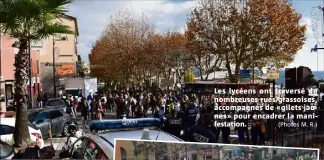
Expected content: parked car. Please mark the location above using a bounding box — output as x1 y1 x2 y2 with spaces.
0 118 45 148
44 98 67 111
28 109 74 138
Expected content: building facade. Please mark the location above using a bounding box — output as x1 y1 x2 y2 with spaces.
0 34 41 116
0 14 78 115
39 14 79 97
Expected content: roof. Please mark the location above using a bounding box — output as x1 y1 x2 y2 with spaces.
99 129 183 146
61 14 79 36
29 108 64 113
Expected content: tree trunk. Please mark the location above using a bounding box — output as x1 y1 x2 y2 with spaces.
13 39 30 147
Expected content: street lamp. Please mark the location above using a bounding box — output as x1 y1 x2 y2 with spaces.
52 35 67 98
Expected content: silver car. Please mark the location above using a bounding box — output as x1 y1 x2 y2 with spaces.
44 98 68 111
28 109 73 138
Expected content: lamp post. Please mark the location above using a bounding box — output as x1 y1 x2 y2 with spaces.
28 39 33 108
52 36 67 98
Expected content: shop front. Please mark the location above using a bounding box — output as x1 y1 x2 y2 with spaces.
0 80 14 117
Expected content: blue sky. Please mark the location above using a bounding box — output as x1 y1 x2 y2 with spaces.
67 0 324 71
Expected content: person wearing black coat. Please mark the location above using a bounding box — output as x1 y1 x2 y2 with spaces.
79 97 88 129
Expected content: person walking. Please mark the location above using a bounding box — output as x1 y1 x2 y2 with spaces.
72 96 78 118
164 109 182 138
101 95 107 112
42 92 49 106
87 92 93 108
184 113 217 143
235 108 249 144
134 105 144 118
79 97 89 130
94 97 103 120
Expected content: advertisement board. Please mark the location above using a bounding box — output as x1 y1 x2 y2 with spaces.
267 69 280 80
57 64 75 77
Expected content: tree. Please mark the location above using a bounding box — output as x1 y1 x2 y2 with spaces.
298 66 317 87
89 9 155 88
317 79 324 87
185 10 224 81
0 0 73 147
184 69 195 82
186 0 306 82
163 30 192 83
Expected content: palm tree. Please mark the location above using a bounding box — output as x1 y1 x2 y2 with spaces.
0 0 73 147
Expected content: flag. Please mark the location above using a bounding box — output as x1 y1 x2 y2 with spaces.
311 44 318 52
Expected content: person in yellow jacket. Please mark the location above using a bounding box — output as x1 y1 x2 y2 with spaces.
251 111 266 145
259 120 266 144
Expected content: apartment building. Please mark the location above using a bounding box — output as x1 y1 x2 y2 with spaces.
39 14 79 96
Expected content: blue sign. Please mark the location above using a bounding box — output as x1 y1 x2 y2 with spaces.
240 70 250 79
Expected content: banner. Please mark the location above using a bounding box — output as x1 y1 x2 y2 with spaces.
57 64 75 77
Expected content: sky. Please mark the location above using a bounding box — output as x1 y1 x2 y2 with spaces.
67 0 324 71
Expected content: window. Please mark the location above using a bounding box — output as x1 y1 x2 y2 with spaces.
0 125 14 135
98 152 108 160
28 121 38 130
33 112 49 122
84 140 102 160
120 147 127 160
65 89 81 97
45 99 65 106
71 137 88 158
49 110 63 119
0 141 14 159
28 111 39 122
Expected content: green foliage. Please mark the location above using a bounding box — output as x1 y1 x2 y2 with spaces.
298 66 317 87
318 79 324 83
317 79 324 87
184 69 195 82
0 0 74 41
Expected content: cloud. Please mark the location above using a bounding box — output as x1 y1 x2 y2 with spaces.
67 0 196 62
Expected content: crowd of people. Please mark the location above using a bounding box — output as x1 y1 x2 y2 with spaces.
55 88 267 145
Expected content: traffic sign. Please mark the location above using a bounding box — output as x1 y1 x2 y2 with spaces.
240 70 250 78
266 70 279 80
240 70 250 82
